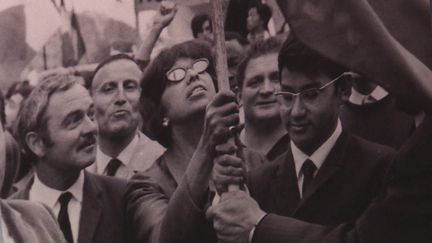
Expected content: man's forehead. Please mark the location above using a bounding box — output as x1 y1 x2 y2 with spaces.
48 85 92 113
280 68 325 87
92 59 141 87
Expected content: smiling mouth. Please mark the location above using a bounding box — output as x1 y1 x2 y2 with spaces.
257 100 277 105
290 122 309 130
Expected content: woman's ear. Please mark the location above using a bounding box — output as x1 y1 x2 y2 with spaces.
25 132 47 158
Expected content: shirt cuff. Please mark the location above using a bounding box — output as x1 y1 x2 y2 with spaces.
248 213 268 243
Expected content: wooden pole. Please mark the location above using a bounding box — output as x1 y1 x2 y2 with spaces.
211 0 230 91
211 0 240 193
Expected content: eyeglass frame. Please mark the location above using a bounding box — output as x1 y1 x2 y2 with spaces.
165 58 210 82
274 72 355 107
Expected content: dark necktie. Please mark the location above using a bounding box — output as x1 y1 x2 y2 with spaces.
106 158 122 176
301 159 317 196
58 192 73 243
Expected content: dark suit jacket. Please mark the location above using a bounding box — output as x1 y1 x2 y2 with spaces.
340 95 414 149
250 116 432 243
248 131 395 234
10 171 129 243
126 149 266 243
1 199 66 243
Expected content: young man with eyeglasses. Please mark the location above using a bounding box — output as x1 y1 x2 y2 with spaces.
207 38 396 243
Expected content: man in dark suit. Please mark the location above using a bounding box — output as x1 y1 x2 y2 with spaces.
207 38 395 242
11 74 129 243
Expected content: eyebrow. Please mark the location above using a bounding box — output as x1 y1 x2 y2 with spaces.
62 110 83 126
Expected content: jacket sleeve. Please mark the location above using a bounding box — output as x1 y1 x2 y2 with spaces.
125 172 169 243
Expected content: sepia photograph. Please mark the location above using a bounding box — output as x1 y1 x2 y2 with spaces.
0 0 431 242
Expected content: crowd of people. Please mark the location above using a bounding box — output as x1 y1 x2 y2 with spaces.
0 0 431 243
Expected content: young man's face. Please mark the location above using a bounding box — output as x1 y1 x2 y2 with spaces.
279 68 342 153
241 53 280 124
91 59 142 138
197 20 213 43
247 7 261 32
42 84 97 171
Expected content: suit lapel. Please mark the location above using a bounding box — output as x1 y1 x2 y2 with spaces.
293 132 349 214
270 150 301 216
78 172 102 243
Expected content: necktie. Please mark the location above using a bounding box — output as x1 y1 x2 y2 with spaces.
301 159 317 196
106 158 122 176
58 192 73 243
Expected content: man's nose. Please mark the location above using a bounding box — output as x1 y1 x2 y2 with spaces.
114 86 127 106
82 115 97 134
259 79 275 96
290 95 306 118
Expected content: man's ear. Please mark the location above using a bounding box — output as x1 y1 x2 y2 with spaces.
337 75 353 104
25 132 47 158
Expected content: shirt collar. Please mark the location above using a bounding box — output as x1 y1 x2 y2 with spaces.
96 133 139 174
349 85 389 105
291 119 342 177
30 170 85 208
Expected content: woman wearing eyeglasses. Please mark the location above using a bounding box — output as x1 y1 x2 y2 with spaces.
126 40 264 243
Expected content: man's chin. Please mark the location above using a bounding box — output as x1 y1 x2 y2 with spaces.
107 125 137 138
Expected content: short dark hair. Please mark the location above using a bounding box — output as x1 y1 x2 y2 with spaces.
248 3 272 29
191 13 212 38
237 36 284 91
140 40 217 147
90 53 139 90
278 37 347 84
15 74 79 161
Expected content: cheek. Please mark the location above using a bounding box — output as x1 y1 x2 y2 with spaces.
160 86 183 116
241 88 256 105
127 92 141 109
202 74 217 94
279 106 290 122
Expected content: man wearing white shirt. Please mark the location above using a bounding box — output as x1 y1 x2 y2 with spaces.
88 54 165 179
0 108 65 243
208 38 396 243
11 74 129 243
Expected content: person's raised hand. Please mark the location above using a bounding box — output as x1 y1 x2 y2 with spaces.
198 90 239 156
153 1 177 29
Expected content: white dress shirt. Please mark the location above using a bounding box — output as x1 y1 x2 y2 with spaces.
29 171 84 243
348 85 389 105
95 134 139 177
291 120 342 198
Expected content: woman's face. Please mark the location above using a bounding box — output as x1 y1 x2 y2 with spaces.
161 57 216 123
